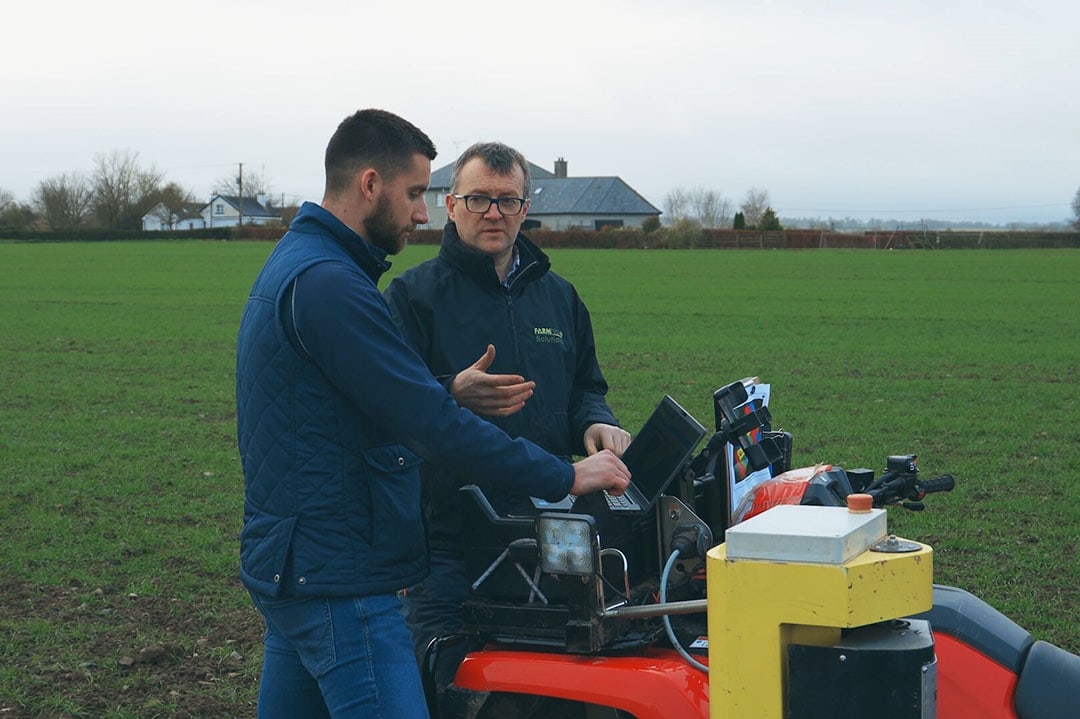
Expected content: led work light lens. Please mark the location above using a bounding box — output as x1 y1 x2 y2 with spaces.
537 515 597 576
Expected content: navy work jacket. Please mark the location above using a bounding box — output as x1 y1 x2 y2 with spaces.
236 203 573 598
384 223 618 551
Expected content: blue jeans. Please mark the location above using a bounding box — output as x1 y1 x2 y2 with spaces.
250 591 428 719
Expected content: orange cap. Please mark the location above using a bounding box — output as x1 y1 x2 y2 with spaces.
847 493 873 513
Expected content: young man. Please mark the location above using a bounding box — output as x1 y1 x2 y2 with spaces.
385 142 631 692
236 114 630 719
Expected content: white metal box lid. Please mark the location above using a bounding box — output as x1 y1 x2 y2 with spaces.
724 505 887 564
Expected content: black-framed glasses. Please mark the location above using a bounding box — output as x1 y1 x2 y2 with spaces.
452 194 528 216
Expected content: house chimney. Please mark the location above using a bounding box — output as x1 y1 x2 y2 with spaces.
554 157 567 178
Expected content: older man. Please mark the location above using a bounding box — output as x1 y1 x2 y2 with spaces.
385 141 630 693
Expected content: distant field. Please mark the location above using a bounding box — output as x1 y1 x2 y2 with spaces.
0 241 1076 717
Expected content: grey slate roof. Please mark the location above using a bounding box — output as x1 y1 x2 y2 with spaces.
208 195 279 217
428 161 555 190
527 177 659 216
176 202 204 220
428 161 658 216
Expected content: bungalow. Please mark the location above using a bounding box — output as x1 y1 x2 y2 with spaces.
421 157 660 231
141 195 281 231
141 202 206 231
202 194 280 228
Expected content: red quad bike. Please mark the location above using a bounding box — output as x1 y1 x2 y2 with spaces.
423 379 1079 719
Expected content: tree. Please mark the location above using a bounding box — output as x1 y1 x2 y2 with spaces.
662 187 689 224
277 203 302 227
90 150 165 229
1072 186 1080 230
32 172 94 229
687 187 733 229
143 182 198 230
758 206 783 231
0 188 33 229
665 186 733 228
665 217 702 248
733 211 746 229
739 187 771 229
213 166 272 200
1 203 34 230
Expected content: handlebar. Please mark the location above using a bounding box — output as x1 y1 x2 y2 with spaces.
919 474 955 495
864 463 954 509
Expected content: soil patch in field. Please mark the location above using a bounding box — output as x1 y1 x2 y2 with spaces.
1 581 263 718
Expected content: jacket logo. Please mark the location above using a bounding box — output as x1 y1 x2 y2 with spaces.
534 327 564 344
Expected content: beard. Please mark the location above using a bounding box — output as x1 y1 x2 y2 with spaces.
363 194 411 255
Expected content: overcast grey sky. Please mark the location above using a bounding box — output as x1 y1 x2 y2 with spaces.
3 0 1078 223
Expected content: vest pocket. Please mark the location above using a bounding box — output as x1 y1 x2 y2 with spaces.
359 444 425 567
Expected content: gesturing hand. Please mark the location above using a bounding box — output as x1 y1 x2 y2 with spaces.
449 344 535 417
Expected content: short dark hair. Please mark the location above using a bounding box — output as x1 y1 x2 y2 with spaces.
324 109 437 195
450 142 531 197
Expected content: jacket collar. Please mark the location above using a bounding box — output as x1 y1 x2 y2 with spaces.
438 222 550 290
289 201 392 280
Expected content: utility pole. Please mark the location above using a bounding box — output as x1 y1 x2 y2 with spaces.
237 162 244 228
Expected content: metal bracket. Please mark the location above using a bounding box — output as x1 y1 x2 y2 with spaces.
870 534 923 553
658 495 713 586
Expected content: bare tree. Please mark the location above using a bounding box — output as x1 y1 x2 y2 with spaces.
91 150 165 229
0 188 15 223
144 182 198 229
665 186 734 228
32 172 94 229
740 187 771 229
0 187 33 229
213 166 272 200
1072 185 1080 230
663 187 690 224
688 187 733 229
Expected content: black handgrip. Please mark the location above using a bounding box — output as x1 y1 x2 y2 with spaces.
920 474 955 494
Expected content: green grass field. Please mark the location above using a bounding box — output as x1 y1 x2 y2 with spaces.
1 241 1077 717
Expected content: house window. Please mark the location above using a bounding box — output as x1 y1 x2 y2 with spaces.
594 219 624 231
436 194 444 207
215 204 224 215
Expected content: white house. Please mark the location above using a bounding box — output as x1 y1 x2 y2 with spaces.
141 202 207 231
201 194 281 228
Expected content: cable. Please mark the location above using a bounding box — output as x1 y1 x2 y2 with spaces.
599 548 632 603
660 549 709 674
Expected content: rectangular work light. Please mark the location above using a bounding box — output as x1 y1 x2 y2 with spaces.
535 513 600 577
